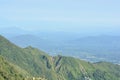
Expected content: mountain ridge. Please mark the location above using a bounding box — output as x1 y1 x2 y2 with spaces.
0 35 120 80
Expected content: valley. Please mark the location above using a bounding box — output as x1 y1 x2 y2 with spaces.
7 34 120 64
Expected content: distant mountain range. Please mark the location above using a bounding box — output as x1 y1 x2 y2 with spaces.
0 35 120 80
8 34 120 64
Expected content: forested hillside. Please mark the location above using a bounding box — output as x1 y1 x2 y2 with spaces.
0 35 120 80
0 56 24 80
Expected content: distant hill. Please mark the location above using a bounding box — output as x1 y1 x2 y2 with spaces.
0 27 29 38
9 34 49 48
65 35 120 63
0 35 120 80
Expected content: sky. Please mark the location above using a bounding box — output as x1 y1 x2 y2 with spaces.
0 0 120 34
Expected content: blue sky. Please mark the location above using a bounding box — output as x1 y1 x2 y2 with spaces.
0 0 120 33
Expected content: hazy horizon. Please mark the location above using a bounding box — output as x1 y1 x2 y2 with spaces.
0 0 120 36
